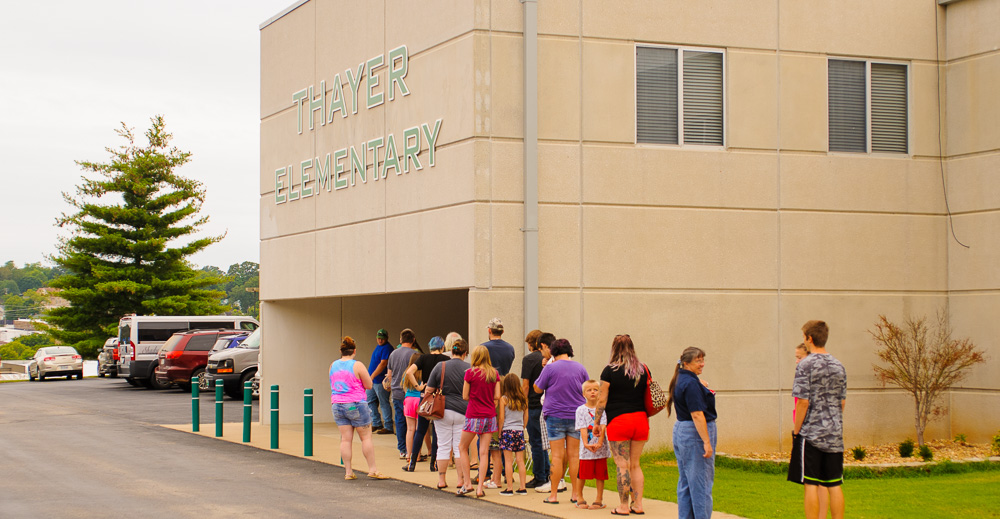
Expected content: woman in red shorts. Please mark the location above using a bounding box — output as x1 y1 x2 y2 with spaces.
593 334 650 516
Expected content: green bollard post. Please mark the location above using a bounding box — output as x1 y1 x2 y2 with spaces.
304 388 313 456
243 381 252 443
191 375 200 432
215 378 224 437
270 384 279 449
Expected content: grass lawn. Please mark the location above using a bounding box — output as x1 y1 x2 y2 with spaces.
576 451 1000 519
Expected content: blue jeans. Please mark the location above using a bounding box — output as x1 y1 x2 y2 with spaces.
527 408 549 479
544 416 580 441
674 420 717 519
393 397 407 454
331 402 371 428
407 416 438 470
366 385 393 431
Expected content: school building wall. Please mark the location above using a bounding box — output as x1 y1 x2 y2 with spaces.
258 0 999 452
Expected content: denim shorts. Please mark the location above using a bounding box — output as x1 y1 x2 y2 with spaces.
331 401 372 428
544 416 580 441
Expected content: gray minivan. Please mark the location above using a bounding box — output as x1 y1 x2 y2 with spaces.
117 315 259 389
201 327 261 399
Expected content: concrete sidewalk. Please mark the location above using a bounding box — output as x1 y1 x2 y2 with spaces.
164 421 745 519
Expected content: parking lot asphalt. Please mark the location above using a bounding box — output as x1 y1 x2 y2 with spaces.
0 377 546 519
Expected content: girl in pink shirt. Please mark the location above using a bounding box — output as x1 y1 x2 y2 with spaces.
459 345 500 498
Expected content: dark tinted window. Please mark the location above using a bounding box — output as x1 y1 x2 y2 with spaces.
185 334 219 352
240 321 258 330
138 322 190 342
190 321 233 330
119 325 131 343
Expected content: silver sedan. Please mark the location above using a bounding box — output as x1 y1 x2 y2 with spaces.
29 346 84 381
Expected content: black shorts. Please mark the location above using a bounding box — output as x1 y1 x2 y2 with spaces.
787 434 843 487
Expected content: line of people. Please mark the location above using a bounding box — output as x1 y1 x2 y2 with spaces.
329 318 660 515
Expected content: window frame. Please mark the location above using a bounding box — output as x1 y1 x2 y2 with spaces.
634 43 727 149
827 57 911 156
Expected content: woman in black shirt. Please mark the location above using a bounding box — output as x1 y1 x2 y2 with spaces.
594 334 650 515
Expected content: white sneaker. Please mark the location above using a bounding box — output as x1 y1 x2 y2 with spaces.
483 480 498 489
534 481 551 493
557 480 567 492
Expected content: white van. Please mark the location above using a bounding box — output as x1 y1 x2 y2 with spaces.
117 315 259 389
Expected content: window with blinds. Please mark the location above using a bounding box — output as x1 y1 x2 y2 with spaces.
637 46 724 146
828 59 908 154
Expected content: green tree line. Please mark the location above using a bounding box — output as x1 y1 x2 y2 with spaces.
2 116 259 360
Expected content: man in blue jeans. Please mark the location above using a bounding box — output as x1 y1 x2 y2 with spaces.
366 329 394 434
520 330 551 488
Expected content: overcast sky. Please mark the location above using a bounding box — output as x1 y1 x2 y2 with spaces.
1 0 295 271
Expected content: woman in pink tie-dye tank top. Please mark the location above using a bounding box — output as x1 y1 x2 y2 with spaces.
329 336 388 480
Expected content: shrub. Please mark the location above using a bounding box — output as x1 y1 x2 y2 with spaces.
851 446 868 461
992 432 1000 457
870 313 985 446
919 444 934 461
954 433 968 444
899 438 916 458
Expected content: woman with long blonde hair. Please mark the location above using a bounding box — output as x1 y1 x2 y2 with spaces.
459 345 500 497
594 334 651 514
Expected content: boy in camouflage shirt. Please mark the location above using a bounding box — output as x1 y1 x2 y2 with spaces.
788 320 846 519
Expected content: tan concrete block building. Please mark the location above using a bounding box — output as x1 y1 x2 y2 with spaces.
258 0 999 452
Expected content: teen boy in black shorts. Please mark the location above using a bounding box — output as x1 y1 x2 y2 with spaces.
788 320 847 519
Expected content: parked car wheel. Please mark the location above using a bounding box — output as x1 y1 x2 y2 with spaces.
98 372 105 378
180 368 203 393
38 371 45 381
126 377 137 386
147 375 170 390
29 369 36 381
232 371 257 400
76 373 84 380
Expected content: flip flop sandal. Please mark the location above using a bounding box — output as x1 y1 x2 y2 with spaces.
344 474 357 480
611 510 629 516
575 501 590 509
542 498 559 505
630 509 645 515
367 472 390 480
590 503 607 510
436 484 449 489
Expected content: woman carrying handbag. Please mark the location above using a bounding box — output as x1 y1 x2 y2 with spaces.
593 334 652 516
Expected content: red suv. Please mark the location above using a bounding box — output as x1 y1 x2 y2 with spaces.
153 329 245 391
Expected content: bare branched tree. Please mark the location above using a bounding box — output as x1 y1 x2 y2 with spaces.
870 313 986 446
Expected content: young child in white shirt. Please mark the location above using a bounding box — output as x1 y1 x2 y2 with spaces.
575 379 611 510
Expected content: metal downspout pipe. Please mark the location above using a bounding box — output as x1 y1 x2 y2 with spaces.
521 0 539 347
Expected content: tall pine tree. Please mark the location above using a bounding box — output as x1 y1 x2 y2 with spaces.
47 116 228 358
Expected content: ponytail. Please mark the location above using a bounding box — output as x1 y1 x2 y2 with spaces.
665 346 706 417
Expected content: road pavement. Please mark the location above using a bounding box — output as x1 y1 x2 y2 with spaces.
0 376 545 519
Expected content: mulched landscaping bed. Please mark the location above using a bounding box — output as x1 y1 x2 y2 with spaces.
730 439 995 465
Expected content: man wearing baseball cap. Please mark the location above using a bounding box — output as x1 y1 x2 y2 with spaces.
366 328 395 434
482 317 515 376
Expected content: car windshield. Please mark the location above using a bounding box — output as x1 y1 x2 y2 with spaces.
237 328 261 350
211 335 246 352
43 347 78 355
